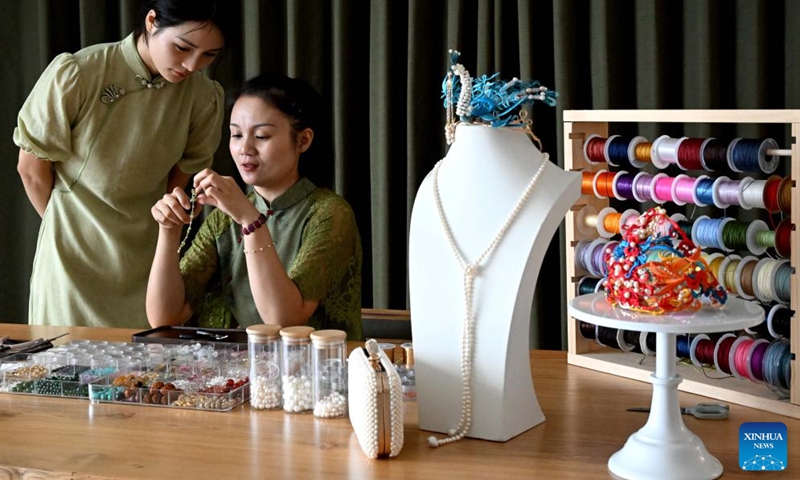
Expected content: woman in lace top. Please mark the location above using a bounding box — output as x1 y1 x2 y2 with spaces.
147 73 363 340
14 0 229 328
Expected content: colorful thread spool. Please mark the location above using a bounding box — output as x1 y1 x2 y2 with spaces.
773 218 792 258
690 334 715 367
713 333 737 375
767 304 793 339
727 138 780 174
650 135 687 169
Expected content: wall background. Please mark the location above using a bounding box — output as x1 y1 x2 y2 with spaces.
3 0 798 349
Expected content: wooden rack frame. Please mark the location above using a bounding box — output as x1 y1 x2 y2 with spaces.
563 110 799 418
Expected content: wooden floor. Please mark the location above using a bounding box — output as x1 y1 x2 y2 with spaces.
0 324 797 479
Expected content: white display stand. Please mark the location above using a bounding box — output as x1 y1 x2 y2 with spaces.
568 293 763 480
408 124 581 441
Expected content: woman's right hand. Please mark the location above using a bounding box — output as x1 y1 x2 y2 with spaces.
151 187 192 230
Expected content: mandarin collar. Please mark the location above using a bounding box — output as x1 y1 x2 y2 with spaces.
254 177 317 212
120 33 164 85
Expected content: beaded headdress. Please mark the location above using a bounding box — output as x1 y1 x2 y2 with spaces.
605 207 727 314
442 49 558 145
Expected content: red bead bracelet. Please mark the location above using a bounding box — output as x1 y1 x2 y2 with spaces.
241 213 267 236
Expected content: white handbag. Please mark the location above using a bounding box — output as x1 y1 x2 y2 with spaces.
347 338 404 458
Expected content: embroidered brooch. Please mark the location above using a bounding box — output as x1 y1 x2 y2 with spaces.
100 84 126 104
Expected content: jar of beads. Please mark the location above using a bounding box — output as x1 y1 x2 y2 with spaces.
310 330 348 418
246 324 282 410
279 326 315 413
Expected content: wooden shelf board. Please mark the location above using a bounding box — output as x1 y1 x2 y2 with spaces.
568 351 800 419
564 109 800 123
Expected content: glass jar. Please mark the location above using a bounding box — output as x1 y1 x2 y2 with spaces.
378 342 397 363
279 326 315 413
397 342 416 401
310 330 348 418
246 324 282 410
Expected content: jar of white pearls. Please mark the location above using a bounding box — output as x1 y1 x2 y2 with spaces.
246 324 282 410
279 326 316 413
310 330 348 418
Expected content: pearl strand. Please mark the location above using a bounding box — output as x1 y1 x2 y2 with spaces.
428 156 547 447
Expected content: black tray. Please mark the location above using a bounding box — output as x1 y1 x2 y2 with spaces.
0 339 55 359
131 326 247 346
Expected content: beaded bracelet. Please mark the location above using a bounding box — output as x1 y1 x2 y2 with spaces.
241 213 267 236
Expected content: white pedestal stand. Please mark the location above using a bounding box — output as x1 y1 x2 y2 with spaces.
568 293 763 480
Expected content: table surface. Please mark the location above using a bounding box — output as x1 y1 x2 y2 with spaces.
0 324 797 480
569 293 764 333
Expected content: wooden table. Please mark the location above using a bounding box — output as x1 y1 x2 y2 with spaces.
0 324 797 479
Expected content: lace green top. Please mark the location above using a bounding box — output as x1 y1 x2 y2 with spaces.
180 178 363 340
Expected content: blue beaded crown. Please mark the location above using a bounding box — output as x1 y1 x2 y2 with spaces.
442 50 558 144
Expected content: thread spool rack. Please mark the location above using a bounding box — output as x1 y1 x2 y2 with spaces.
563 110 799 418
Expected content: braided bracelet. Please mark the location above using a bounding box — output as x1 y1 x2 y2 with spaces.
241 213 267 236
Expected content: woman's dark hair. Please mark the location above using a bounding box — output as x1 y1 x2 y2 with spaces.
135 0 233 43
229 73 331 187
229 73 323 136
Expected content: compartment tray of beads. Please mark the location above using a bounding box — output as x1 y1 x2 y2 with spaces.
88 362 250 412
0 353 96 398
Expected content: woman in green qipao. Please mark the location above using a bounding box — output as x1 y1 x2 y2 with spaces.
147 74 363 341
14 0 231 328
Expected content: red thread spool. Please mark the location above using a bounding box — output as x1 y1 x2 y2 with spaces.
762 175 782 213
694 337 716 365
774 218 792 258
676 137 706 170
715 335 736 374
585 136 608 164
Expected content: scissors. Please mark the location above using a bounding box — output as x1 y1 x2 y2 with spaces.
627 402 730 420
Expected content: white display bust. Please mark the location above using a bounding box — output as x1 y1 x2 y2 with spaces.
408 123 581 442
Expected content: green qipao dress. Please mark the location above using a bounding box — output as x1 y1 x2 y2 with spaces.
180 178 364 340
13 34 223 328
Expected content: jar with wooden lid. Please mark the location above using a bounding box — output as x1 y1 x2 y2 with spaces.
246 324 282 410
279 326 315 413
310 330 348 418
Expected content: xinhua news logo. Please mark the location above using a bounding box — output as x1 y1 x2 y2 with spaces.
740 422 787 471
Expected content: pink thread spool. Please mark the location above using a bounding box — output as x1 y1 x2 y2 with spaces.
671 174 696 206
648 173 670 204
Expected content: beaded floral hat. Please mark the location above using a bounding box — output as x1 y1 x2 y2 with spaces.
441 50 558 145
605 207 727 314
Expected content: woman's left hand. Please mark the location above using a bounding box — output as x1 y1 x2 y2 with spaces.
193 169 260 224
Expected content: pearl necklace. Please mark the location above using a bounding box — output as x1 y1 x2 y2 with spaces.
428 155 548 448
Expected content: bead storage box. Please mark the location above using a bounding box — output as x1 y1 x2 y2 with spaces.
87 342 250 412
0 340 141 398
